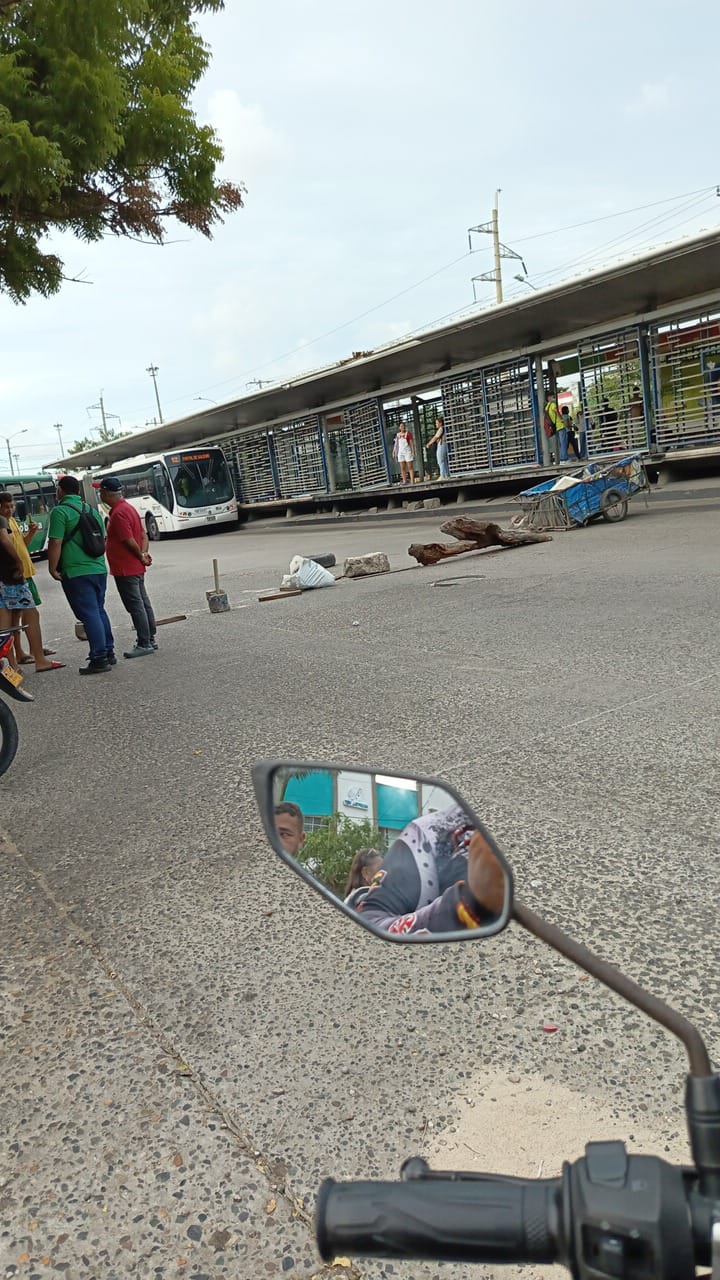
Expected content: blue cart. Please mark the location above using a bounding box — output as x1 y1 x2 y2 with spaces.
515 454 650 531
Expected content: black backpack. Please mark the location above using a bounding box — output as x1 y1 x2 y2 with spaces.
66 503 106 559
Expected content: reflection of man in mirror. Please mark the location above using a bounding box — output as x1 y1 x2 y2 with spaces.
274 802 306 857
358 804 504 935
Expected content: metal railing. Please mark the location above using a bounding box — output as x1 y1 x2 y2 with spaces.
578 328 647 456
649 312 720 452
224 433 277 503
345 400 388 488
273 416 326 497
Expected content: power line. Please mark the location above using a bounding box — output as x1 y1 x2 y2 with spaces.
530 194 719 287
509 184 718 245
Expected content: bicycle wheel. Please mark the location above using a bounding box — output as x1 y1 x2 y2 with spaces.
0 698 19 778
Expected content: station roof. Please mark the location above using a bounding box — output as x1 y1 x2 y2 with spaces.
54 228 720 470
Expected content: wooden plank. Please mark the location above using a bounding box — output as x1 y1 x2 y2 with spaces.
258 590 303 602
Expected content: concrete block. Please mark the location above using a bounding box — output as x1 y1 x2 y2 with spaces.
344 552 391 578
423 497 442 509
206 589 230 613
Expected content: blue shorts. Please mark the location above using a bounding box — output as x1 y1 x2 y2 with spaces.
0 581 36 611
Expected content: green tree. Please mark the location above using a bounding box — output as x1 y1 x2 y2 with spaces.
0 0 244 302
68 423 129 453
299 816 388 897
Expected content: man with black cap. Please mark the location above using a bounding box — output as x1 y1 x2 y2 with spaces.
98 476 157 659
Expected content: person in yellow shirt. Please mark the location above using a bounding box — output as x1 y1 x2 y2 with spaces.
0 493 61 671
546 392 571 463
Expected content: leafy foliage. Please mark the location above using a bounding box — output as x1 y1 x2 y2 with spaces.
298 816 388 896
0 0 244 302
68 423 129 453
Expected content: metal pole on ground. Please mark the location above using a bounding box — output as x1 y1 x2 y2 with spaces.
206 558 230 613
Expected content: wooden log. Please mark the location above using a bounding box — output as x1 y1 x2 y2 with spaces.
440 518 552 548
408 521 552 567
408 540 481 566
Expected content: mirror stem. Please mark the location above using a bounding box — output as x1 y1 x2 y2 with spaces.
513 901 712 1076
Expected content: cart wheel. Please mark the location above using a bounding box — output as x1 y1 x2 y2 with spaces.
600 488 628 522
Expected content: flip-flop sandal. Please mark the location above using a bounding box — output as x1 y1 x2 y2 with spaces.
43 648 56 656
19 656 34 665
36 662 66 672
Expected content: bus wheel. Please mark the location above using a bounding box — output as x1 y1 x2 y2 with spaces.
146 514 160 541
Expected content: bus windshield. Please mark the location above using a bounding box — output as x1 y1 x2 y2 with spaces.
165 449 234 509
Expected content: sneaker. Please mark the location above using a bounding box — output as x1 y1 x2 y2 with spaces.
150 638 159 650
123 645 155 659
106 651 117 666
79 658 112 675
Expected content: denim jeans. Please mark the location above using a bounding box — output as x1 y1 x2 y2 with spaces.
114 574 156 648
558 428 571 462
436 442 450 477
62 574 114 662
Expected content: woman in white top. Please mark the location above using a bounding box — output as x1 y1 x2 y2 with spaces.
392 423 415 484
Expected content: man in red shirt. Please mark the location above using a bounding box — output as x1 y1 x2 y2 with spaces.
97 476 157 659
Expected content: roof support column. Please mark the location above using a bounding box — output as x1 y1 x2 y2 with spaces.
320 414 337 492
410 396 426 481
535 355 553 466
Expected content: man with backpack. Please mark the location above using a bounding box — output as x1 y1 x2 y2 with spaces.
47 475 115 676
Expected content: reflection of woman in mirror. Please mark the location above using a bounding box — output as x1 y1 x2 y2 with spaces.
357 805 504 935
344 848 384 911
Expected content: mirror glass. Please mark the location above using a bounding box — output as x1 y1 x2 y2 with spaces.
265 765 512 941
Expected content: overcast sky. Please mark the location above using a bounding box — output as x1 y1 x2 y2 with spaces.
3 0 720 469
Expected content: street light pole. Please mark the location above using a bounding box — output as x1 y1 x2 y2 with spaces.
3 429 27 474
147 364 164 423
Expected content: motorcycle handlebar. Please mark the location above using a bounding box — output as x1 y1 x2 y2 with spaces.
316 1174 564 1265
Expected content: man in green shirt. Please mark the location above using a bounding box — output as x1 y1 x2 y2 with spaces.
47 475 115 676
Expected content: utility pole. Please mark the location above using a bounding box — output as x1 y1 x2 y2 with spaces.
468 190 527 304
87 394 121 438
246 379 273 391
54 422 65 455
491 191 502 303
147 364 164 423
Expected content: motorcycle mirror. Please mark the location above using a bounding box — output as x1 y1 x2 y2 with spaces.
253 761 513 943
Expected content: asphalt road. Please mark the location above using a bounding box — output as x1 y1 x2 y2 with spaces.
1 489 719 1279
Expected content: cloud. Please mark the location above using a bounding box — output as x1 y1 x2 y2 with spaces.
625 81 671 116
206 91 286 181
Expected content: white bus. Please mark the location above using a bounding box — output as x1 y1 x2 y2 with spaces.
87 446 238 540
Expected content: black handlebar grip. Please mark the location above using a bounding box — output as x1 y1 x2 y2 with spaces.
317 1175 563 1265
